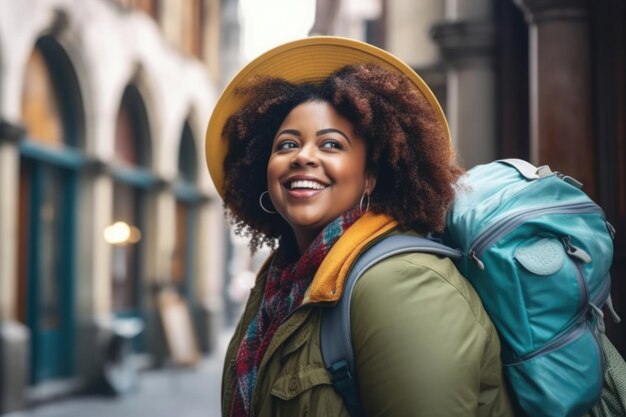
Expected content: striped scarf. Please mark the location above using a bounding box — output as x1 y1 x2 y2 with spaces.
229 207 362 417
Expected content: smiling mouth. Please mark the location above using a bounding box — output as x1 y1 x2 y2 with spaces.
287 179 329 190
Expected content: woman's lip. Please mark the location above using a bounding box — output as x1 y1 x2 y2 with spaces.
283 187 325 199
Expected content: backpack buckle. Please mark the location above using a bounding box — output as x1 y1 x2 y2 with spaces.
328 360 354 392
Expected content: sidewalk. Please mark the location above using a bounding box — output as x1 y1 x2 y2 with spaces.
3 327 234 417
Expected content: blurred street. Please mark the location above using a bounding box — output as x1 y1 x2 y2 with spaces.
2 328 234 417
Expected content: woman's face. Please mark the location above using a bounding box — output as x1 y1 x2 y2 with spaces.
267 100 374 252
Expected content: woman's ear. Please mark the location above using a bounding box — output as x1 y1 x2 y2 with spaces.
365 173 377 195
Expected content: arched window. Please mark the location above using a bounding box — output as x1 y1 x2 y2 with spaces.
177 122 197 183
21 48 63 145
172 121 200 299
20 36 84 148
115 85 150 167
110 85 152 321
18 35 85 383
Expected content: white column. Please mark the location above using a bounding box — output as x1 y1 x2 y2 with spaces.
144 187 176 291
198 198 225 313
193 197 226 351
0 122 29 414
432 0 496 169
93 174 115 316
0 123 22 322
386 0 443 68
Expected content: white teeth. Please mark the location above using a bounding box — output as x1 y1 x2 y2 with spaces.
289 180 326 190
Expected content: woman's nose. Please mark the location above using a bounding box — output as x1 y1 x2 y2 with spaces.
290 146 318 168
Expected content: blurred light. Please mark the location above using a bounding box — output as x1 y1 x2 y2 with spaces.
104 221 142 245
128 225 142 244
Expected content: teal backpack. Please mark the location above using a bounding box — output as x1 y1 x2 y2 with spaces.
445 159 618 416
321 159 620 417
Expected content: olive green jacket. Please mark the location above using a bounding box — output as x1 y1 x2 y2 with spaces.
221 213 514 417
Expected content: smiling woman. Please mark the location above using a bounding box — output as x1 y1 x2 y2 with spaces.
206 37 514 417
267 101 373 253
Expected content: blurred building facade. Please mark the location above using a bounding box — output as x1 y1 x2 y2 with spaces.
0 0 240 412
316 0 626 352
1 0 624 413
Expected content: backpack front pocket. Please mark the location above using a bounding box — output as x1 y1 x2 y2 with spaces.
504 322 603 417
513 236 588 349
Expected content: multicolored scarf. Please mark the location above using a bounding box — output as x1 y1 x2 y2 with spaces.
229 207 362 417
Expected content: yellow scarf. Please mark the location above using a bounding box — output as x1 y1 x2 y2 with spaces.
303 212 399 304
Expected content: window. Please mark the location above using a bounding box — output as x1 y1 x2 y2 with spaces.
172 121 199 297
21 48 64 146
110 85 151 315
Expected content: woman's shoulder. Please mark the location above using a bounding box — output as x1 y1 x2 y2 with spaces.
347 241 511 415
351 247 494 336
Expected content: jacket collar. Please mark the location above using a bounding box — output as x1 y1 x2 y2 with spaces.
302 212 398 304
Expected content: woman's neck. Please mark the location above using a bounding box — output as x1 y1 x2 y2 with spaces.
294 231 318 256
279 227 320 259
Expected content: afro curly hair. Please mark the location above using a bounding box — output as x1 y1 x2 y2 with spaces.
221 62 463 252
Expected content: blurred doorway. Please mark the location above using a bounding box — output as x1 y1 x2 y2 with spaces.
17 36 85 383
18 160 77 382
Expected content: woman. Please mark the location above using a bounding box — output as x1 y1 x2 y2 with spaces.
206 37 513 417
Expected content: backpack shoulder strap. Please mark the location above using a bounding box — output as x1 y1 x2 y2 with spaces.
320 234 460 417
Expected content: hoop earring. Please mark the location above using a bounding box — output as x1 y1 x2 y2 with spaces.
359 193 370 215
259 191 277 214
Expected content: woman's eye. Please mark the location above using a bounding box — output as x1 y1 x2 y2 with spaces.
321 140 343 150
275 140 298 151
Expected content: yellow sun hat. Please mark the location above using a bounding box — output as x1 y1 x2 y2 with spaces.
205 36 450 197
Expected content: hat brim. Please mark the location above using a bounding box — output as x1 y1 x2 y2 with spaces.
205 36 450 197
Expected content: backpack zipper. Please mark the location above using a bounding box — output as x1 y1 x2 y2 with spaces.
588 320 605 388
507 321 587 366
562 236 590 311
507 319 604 396
592 275 611 312
584 278 610 381
507 275 612 366
565 274 612 332
468 201 603 269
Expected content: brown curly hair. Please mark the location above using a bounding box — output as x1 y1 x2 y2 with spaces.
222 63 463 251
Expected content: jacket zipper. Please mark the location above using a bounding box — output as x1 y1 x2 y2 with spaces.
468 202 603 270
